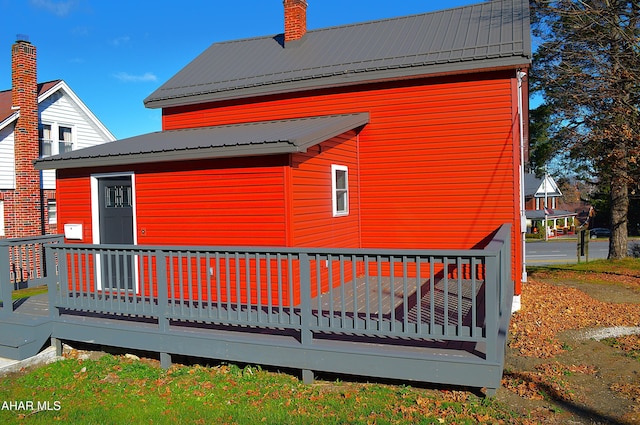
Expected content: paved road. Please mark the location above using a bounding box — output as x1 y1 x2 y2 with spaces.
525 238 612 265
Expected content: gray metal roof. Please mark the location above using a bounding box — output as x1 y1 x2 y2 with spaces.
145 0 531 109
34 113 369 170
525 209 577 220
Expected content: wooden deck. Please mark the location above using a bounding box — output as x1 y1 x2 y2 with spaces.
1 227 513 395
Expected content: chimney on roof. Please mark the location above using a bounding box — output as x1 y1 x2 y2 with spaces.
283 0 307 44
11 35 42 237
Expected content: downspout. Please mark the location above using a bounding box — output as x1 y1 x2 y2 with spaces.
515 70 528 312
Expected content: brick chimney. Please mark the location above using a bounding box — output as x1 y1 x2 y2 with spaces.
11 35 41 237
283 0 307 43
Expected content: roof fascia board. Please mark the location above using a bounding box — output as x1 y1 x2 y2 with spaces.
145 59 531 109
34 142 299 170
0 112 18 132
294 113 369 151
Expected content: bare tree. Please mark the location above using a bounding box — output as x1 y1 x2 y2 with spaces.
530 0 640 259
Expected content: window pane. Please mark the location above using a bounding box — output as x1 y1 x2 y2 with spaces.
335 170 347 190
48 201 57 224
336 190 347 212
59 126 72 141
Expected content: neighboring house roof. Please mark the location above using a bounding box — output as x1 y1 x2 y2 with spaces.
145 0 531 109
525 209 577 220
524 173 562 198
34 113 369 170
0 80 59 130
0 80 115 141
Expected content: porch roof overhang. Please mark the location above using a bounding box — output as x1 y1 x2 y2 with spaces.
34 112 369 170
525 209 578 220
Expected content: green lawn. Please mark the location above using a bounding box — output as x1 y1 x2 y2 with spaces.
0 356 522 424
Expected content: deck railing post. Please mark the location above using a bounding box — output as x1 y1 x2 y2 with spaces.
299 252 313 346
0 240 12 316
46 245 60 319
156 249 169 333
155 249 172 369
484 253 499 363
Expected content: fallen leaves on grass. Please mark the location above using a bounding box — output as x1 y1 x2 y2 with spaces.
502 362 594 401
509 278 640 358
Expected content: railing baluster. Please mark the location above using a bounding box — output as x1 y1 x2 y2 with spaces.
416 257 422 334
429 258 435 333
364 255 371 330
256 253 262 323
327 255 334 328
234 252 241 321
352 255 358 330
339 256 346 326
457 257 463 333
389 255 395 332
277 253 283 324
402 256 408 332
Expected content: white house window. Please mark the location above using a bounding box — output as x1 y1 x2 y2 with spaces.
59 126 73 154
39 124 53 157
331 164 349 216
39 123 74 157
47 201 57 225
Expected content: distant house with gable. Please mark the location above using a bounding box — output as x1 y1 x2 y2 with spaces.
524 173 578 236
0 37 115 238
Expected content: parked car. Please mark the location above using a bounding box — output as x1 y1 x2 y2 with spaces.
590 228 611 238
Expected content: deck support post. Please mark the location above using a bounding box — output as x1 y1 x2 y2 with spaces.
51 337 62 356
485 387 497 397
160 352 172 369
302 369 314 384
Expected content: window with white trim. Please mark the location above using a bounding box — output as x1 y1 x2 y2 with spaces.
47 201 57 225
331 164 349 216
39 123 74 157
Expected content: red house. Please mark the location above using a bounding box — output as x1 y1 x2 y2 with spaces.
35 0 531 306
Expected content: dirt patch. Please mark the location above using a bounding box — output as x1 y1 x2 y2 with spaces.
498 268 640 424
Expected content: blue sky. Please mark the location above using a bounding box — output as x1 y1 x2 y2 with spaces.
2 0 480 139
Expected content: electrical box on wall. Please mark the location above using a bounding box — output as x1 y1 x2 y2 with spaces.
64 223 83 240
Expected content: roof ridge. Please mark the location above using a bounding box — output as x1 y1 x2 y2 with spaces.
212 1 493 47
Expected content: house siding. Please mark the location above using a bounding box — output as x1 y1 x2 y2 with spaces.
290 131 361 248
0 125 15 189
39 91 113 190
57 157 290 248
162 72 522 290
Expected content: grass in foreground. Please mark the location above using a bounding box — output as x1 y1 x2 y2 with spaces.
0 355 523 425
529 257 640 275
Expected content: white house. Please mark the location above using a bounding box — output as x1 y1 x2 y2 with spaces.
0 38 115 237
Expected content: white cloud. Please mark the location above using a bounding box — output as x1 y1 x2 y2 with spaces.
113 72 158 83
30 0 77 17
109 36 130 47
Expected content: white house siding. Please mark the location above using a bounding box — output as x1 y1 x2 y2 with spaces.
0 125 16 189
39 90 114 189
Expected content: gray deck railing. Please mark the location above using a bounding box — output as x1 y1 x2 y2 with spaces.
46 224 512 363
0 235 64 316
